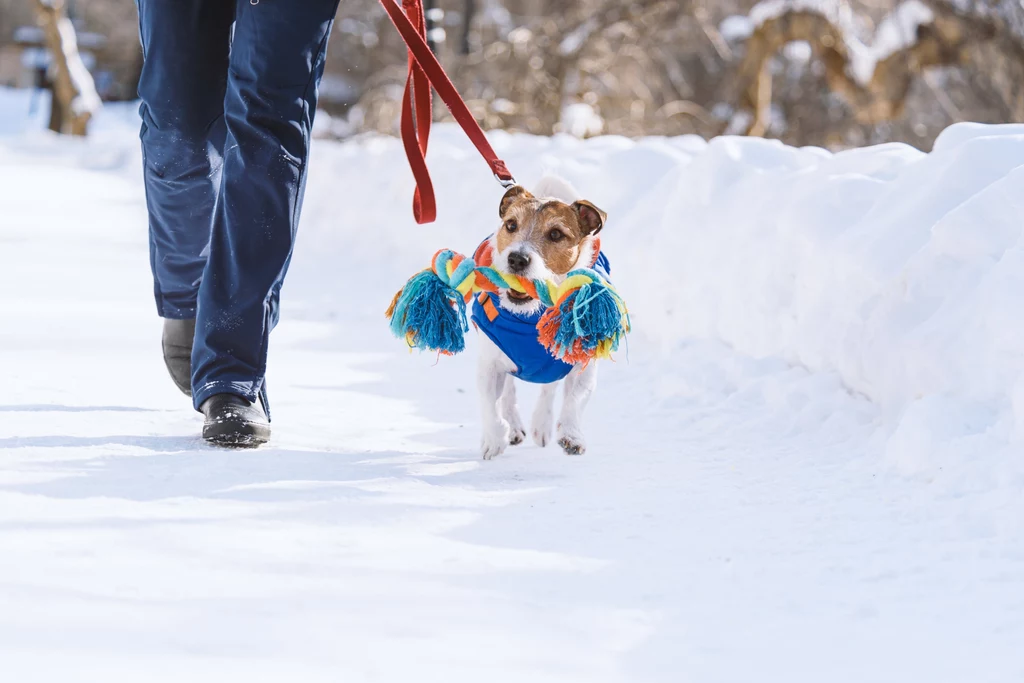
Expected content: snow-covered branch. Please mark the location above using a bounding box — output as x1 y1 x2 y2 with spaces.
733 0 1008 136
35 0 102 136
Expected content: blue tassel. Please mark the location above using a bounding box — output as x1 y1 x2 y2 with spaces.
538 274 628 363
387 270 468 354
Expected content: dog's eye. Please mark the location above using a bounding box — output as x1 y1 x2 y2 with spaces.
547 229 565 242
505 219 518 233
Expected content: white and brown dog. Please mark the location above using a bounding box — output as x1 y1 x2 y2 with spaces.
470 177 609 460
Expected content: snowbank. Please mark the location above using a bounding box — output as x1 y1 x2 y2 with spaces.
616 127 1024 483
296 121 1024 483
4 87 1021 481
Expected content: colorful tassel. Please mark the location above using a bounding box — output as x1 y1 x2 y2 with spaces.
536 268 629 364
386 249 630 363
385 267 469 355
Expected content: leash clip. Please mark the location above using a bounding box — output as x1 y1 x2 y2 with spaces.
495 174 518 189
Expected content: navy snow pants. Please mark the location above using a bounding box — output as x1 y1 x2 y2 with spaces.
137 0 339 413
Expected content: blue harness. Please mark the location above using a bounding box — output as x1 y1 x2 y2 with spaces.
471 251 611 384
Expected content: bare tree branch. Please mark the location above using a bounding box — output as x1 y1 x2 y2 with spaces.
733 0 1021 137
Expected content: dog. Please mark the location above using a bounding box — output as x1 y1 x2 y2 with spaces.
471 176 609 460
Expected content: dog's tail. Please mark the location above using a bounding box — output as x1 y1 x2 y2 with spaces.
533 174 580 204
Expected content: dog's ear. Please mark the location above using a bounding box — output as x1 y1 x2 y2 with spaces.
572 200 607 236
499 185 532 217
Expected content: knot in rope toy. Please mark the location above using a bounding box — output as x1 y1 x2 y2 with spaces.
386 249 630 364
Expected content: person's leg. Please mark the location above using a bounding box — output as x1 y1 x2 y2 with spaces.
136 0 235 320
191 0 341 416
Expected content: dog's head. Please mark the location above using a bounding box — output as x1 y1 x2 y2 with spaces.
492 184 607 314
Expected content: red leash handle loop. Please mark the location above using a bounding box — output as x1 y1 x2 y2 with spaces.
380 0 516 224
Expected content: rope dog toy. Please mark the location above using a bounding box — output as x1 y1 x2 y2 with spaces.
386 249 630 364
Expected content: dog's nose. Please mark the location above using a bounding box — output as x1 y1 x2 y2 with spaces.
507 251 531 273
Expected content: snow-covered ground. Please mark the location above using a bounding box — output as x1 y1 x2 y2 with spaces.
2 88 1023 681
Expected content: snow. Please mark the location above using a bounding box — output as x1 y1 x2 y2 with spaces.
783 39 813 63
55 16 103 117
723 109 754 135
719 15 755 42
427 27 448 45
872 0 935 64
558 102 604 138
2 88 1024 681
13 26 46 44
480 0 514 34
316 74 360 105
558 19 597 56
749 0 846 27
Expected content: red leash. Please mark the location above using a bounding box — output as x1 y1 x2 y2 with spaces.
379 0 516 224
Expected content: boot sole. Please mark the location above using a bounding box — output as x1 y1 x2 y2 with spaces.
203 422 271 449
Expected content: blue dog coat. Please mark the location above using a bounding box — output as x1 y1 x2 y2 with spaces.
471 240 611 384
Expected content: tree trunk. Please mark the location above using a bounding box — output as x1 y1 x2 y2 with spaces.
34 0 101 136
461 0 475 56
424 0 438 54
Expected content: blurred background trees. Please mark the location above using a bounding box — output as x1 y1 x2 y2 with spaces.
0 0 1021 149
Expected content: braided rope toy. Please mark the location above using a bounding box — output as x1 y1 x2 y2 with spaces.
386 249 630 364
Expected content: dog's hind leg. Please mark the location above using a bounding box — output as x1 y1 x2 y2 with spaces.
500 377 527 446
531 382 558 448
558 363 598 455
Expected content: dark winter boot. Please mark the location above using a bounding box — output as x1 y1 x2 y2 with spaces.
201 394 271 448
162 318 196 396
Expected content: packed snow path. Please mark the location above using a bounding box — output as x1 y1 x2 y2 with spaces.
1 98 1022 681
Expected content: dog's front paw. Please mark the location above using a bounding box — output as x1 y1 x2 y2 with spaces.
509 426 527 446
481 421 510 460
557 424 586 456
